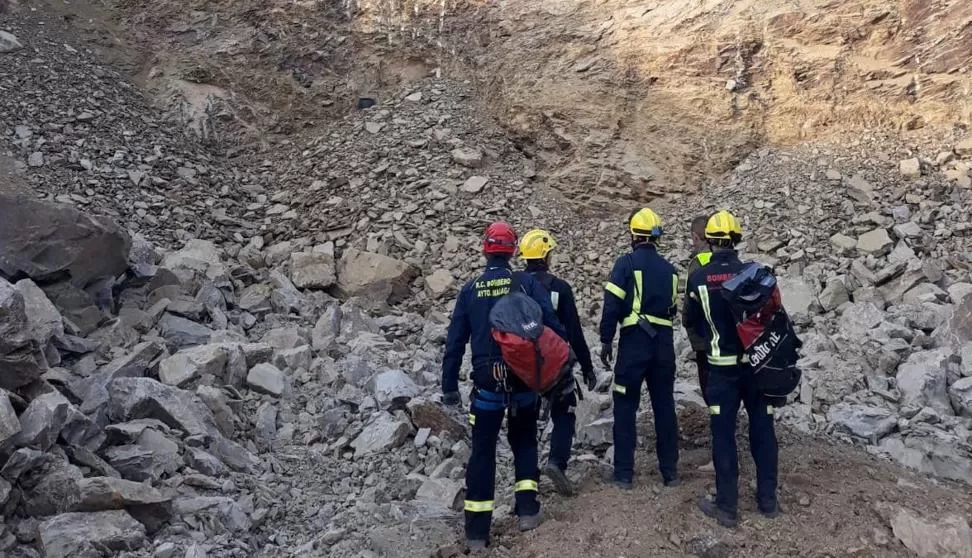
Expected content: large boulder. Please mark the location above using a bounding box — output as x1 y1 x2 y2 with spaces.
896 348 957 415
406 398 466 439
336 249 419 305
933 294 972 350
107 377 218 437
826 402 897 444
948 377 972 417
15 278 64 345
414 477 463 510
246 363 286 396
0 194 131 287
777 277 814 317
157 313 213 350
76 476 171 512
351 412 413 456
879 428 972 482
160 239 222 283
368 370 420 408
0 277 30 353
40 510 146 558
0 389 20 446
158 344 228 387
890 507 972 558
290 252 336 290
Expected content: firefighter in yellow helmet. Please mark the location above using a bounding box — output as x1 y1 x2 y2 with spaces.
519 229 596 496
684 210 779 528
598 208 680 489
685 215 713 404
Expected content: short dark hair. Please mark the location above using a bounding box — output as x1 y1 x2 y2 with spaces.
691 216 708 237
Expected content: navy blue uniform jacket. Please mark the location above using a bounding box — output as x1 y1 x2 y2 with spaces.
684 249 748 366
599 243 678 345
442 257 567 394
525 262 594 375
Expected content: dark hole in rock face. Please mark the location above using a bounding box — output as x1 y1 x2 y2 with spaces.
357 97 377 110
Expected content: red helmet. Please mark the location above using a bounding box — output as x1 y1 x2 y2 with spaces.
483 222 517 255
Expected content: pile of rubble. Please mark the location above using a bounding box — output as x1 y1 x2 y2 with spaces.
0 189 501 557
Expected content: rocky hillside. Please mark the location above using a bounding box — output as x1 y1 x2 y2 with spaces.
1 1 972 558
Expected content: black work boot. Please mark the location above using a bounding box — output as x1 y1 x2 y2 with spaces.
759 501 780 519
663 476 681 488
543 462 574 497
698 496 738 528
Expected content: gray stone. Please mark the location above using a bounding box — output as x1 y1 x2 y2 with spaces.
889 241 918 265
0 194 131 287
195 386 236 437
880 429 972 482
22 458 84 516
414 477 462 510
829 233 858 253
578 417 614 447
897 348 958 416
890 507 972 558
186 446 228 477
933 295 972 349
947 283 972 304
0 31 24 52
246 363 286 396
826 403 897 444
0 389 20 445
0 277 30 353
239 283 273 315
13 391 72 451
290 252 336 289
450 147 484 168
351 412 413 456
857 228 894 255
948 377 972 417
312 306 341 351
261 327 306 351
818 279 849 312
962 344 972 377
406 398 466 440
425 269 455 297
903 283 948 305
160 239 221 279
108 377 218 437
460 176 490 193
368 370 420 407
274 345 312 372
269 270 304 314
159 345 228 387
893 222 923 239
185 544 208 558
76 476 170 511
174 496 252 533
28 151 44 167
208 436 261 473
777 277 814 316
899 158 921 178
40 511 146 558
0 344 48 391
14 279 64 345
254 401 277 451
336 249 419 305
838 303 885 338
157 314 213 350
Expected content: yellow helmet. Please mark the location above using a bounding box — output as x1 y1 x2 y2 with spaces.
519 229 557 260
629 208 663 238
705 210 743 241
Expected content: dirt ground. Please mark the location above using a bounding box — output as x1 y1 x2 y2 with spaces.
457 407 972 558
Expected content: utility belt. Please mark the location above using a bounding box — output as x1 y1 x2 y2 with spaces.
620 313 673 339
471 387 537 415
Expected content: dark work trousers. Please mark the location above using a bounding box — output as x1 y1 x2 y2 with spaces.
695 350 711 405
611 328 679 484
464 392 540 543
548 390 578 471
705 364 779 517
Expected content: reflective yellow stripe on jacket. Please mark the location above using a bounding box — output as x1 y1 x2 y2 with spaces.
696 251 712 266
697 284 746 366
615 270 674 328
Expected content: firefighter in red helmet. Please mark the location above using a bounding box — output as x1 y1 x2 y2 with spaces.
442 221 567 551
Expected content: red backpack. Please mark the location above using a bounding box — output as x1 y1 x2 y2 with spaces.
488 280 570 394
